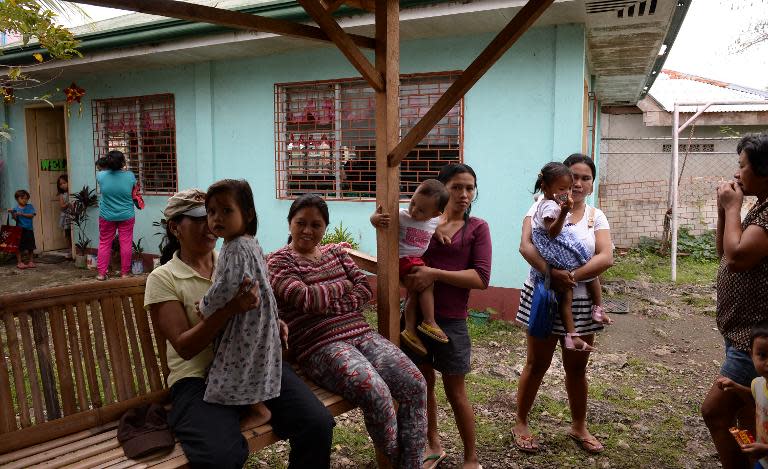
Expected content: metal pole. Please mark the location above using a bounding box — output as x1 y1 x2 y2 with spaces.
671 104 679 282
678 102 713 133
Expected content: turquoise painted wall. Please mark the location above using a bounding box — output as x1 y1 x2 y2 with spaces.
1 24 586 289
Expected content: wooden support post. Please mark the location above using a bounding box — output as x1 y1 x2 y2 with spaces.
388 0 554 166
70 0 376 49
374 0 400 346
298 0 384 92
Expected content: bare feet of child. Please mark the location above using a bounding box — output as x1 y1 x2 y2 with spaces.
247 402 271 428
417 320 449 343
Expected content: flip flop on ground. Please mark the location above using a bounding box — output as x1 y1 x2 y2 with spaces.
423 450 447 469
568 431 604 454
512 429 539 453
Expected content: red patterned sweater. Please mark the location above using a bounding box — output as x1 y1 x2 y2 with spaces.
267 243 373 363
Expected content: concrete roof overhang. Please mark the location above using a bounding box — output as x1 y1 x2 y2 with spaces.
0 0 689 105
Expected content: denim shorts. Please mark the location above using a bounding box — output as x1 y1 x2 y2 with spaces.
720 339 758 387
403 317 471 375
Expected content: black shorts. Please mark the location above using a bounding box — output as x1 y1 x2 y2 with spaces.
403 317 472 375
19 229 36 252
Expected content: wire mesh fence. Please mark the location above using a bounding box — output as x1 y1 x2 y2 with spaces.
598 136 741 249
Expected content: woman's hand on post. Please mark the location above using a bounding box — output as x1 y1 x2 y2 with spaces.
549 268 576 292
403 265 435 292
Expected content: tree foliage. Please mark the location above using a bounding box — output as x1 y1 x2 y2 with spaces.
0 0 81 59
1 1 84 141
731 1 768 53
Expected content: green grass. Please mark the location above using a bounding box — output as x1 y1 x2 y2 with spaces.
332 424 375 460
464 373 516 405
604 252 718 284
467 315 521 346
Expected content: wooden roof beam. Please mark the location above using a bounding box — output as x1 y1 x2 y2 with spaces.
388 0 554 166
69 0 377 50
299 0 383 92
324 0 347 14
344 0 376 12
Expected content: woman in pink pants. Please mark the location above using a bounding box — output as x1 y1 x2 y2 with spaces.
95 150 136 280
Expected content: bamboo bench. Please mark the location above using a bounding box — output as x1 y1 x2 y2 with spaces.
0 274 361 468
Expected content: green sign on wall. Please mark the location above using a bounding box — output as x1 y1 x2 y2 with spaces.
40 159 67 171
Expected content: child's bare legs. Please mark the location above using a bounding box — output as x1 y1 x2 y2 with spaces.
560 289 592 351
586 278 611 324
416 283 449 343
246 402 272 428
16 250 34 268
401 292 428 355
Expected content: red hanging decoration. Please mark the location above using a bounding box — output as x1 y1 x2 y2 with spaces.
1 87 14 104
64 82 86 117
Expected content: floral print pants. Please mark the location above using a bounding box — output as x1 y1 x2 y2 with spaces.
303 331 427 469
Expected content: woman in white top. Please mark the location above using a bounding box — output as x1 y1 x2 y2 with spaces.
513 153 614 454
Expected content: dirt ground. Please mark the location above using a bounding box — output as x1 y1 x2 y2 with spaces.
0 256 724 468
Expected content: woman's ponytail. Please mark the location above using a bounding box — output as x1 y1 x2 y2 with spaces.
159 224 180 265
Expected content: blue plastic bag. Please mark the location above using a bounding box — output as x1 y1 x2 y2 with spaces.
528 276 557 338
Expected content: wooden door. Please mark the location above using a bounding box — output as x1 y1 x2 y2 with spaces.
25 107 69 252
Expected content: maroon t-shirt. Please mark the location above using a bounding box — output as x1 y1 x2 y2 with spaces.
423 216 492 320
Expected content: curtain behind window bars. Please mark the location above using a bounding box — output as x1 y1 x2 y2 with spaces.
274 72 463 200
92 94 177 195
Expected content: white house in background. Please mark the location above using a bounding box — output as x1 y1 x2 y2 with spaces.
599 70 768 248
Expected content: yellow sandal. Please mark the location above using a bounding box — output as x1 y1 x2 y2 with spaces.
400 330 427 356
417 322 449 343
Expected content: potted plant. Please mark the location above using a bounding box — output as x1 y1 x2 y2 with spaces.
74 236 90 268
152 218 168 270
131 238 145 274
68 185 98 268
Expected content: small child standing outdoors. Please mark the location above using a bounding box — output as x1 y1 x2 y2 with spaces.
8 189 37 269
57 175 72 258
530 162 610 352
717 322 768 468
370 179 450 355
198 179 282 426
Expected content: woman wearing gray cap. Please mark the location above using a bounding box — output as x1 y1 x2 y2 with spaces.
144 189 334 469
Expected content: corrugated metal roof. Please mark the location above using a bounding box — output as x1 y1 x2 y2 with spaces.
650 69 768 112
3 0 277 46
2 0 687 105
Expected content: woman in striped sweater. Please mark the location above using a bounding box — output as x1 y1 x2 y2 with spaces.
267 194 427 469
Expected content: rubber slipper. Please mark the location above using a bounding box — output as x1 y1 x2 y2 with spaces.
564 333 595 352
568 432 604 454
401 330 427 356
16 263 28 270
417 322 449 343
423 450 447 469
591 305 614 325
512 430 539 453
